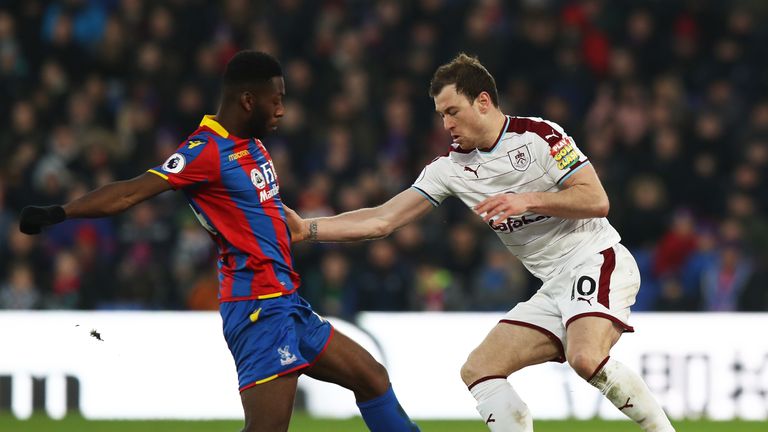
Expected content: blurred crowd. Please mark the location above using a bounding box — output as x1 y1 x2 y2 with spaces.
1 0 767 315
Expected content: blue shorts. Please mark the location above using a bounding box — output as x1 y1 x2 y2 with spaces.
220 293 333 391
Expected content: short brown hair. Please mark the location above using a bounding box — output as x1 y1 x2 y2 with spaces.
429 53 499 107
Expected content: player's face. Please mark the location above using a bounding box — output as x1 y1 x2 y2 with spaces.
434 85 488 149
248 76 285 137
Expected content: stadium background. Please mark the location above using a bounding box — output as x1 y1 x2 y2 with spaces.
1 0 767 430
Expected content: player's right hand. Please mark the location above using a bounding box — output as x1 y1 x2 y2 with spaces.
283 205 309 243
19 205 66 235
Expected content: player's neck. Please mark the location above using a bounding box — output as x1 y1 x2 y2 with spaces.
214 109 249 138
476 111 508 150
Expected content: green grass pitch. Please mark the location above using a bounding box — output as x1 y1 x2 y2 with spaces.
1 413 766 431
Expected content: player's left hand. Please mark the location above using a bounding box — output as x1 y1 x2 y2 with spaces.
474 193 531 223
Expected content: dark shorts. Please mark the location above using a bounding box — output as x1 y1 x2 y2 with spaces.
220 293 333 391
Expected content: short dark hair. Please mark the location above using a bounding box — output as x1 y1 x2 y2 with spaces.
223 50 283 87
429 53 499 107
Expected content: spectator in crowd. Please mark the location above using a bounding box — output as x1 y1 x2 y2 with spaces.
653 209 698 278
1 224 48 283
353 240 414 313
442 222 484 297
620 174 668 251
470 244 530 312
414 261 461 311
303 249 357 320
1 0 766 314
0 261 40 310
49 249 81 309
701 242 753 312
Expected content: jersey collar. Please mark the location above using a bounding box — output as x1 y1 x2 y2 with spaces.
199 115 230 138
479 115 510 153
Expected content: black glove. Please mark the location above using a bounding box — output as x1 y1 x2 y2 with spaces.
19 205 66 235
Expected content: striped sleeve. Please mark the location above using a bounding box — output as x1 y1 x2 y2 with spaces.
149 134 219 189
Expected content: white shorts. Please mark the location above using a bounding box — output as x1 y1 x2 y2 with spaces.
502 243 640 363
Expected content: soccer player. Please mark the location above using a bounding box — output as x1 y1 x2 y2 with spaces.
286 54 675 432
19 51 419 432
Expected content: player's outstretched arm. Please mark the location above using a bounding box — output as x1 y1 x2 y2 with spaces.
19 172 172 235
474 163 609 222
288 188 434 243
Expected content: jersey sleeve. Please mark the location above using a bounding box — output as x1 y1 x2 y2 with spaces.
533 126 590 186
148 135 219 189
411 158 452 206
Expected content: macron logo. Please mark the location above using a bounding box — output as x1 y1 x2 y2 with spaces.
228 150 250 161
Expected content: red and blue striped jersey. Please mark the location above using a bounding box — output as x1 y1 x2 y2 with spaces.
148 115 299 302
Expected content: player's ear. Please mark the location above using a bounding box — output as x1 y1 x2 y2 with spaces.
476 92 491 113
240 91 254 112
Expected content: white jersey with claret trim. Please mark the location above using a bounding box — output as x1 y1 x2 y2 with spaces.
412 115 621 281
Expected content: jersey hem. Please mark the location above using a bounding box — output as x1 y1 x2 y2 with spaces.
219 288 298 303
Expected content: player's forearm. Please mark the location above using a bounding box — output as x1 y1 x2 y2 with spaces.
63 181 145 218
307 207 392 242
525 185 609 219
297 189 433 242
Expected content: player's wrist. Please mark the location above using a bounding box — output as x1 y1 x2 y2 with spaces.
522 193 541 213
307 219 318 242
48 205 66 223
